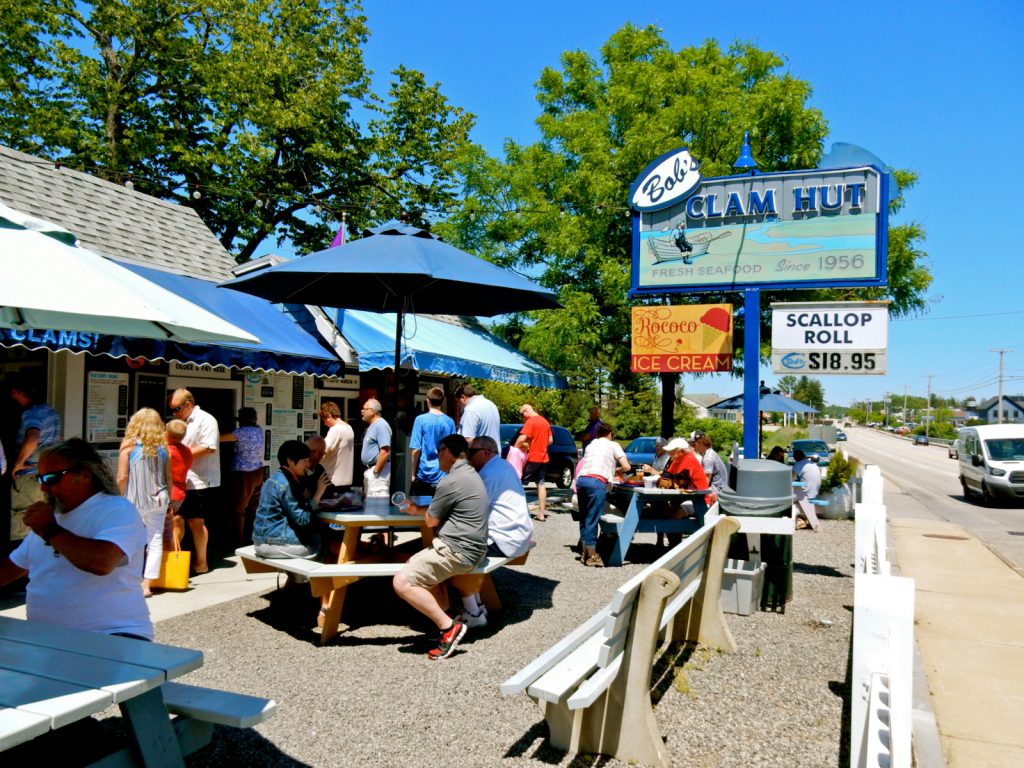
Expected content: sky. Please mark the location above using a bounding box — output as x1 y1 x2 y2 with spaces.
356 0 1024 408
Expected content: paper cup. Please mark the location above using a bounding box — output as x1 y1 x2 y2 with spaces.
643 476 658 489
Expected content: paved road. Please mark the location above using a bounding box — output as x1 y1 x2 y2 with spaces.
843 425 1024 574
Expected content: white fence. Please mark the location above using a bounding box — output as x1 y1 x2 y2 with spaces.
851 465 914 768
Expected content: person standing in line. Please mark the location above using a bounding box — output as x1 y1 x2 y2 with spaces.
165 420 192 513
168 389 220 574
409 386 456 496
574 424 631 567
220 407 265 546
319 402 354 494
0 438 152 639
516 403 553 522
8 373 62 544
690 430 729 493
117 408 173 598
392 434 488 660
791 449 822 531
578 406 604 455
360 398 391 498
454 383 500 445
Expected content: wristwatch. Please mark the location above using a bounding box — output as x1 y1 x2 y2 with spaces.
41 522 64 544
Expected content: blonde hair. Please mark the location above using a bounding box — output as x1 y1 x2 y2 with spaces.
125 407 168 456
166 419 187 441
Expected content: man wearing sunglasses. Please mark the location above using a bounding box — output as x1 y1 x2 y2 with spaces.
0 438 152 639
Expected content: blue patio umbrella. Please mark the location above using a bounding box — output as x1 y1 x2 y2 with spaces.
709 392 817 414
221 220 561 402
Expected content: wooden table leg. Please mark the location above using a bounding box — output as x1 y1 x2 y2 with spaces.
319 526 362 645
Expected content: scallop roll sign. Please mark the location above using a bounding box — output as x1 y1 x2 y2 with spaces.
628 145 889 296
631 304 733 373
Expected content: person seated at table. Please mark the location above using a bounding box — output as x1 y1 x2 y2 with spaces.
654 438 711 547
640 436 670 477
0 438 153 640
766 445 787 463
301 435 332 504
791 449 822 531
690 430 730 493
446 436 535 626
393 434 488 660
574 424 632 567
252 440 323 559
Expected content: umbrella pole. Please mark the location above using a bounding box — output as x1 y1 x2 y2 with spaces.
392 309 404 419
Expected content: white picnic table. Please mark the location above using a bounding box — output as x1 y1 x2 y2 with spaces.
0 616 202 765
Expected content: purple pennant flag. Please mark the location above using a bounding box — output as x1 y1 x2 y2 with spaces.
330 220 346 248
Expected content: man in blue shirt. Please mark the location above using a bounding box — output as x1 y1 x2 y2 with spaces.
360 398 392 497
8 374 62 544
409 386 456 496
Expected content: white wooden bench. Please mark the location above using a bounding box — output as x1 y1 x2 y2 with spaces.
501 516 740 768
236 544 533 644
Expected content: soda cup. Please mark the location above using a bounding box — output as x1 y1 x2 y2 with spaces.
391 491 409 512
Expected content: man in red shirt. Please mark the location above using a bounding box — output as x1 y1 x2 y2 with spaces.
515 404 553 522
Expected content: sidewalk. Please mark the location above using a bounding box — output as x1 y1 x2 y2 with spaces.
888 514 1024 767
0 556 278 623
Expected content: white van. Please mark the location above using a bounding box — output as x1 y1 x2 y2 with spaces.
958 424 1024 505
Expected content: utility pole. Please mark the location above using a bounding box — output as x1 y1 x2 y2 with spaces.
926 374 934 437
903 385 908 425
993 349 1012 424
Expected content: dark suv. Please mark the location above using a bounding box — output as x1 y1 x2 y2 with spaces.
500 423 580 488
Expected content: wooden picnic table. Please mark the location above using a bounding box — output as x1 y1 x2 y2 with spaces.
0 615 202 765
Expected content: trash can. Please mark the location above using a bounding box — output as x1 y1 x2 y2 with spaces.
716 459 795 612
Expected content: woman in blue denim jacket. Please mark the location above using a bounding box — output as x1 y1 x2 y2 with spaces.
252 440 323 559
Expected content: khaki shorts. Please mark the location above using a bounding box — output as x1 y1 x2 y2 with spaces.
10 474 45 541
401 539 474 589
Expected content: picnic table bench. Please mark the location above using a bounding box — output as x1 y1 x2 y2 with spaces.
501 515 740 768
236 543 533 644
0 616 275 765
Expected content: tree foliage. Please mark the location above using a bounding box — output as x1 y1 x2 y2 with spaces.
438 25 932 400
0 0 475 259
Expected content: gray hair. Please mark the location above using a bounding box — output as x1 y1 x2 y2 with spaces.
40 438 120 496
363 398 382 415
655 437 668 448
471 436 499 454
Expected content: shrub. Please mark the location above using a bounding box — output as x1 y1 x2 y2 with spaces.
821 451 859 494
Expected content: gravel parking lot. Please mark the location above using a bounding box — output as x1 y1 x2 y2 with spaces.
42 494 855 767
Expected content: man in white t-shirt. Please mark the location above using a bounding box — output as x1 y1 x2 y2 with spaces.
792 449 822 531
0 438 152 639
169 388 220 574
319 401 355 491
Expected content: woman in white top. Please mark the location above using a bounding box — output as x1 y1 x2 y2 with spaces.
573 424 631 567
118 408 173 596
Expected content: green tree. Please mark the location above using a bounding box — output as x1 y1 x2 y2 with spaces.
792 376 825 412
0 0 474 259
438 25 931 398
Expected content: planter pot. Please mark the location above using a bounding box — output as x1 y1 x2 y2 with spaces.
816 485 854 519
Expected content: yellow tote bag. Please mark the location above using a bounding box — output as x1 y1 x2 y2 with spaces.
152 533 190 590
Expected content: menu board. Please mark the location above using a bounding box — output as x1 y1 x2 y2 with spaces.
242 372 317 461
86 371 130 443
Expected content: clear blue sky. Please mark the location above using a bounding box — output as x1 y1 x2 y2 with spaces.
358 0 1024 408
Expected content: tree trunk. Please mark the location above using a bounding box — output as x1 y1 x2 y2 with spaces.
659 372 676 439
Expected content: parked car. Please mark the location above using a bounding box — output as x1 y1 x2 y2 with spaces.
787 439 832 466
912 435 929 446
947 439 959 459
623 436 658 470
500 423 580 488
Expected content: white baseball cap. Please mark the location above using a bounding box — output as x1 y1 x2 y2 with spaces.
665 438 690 452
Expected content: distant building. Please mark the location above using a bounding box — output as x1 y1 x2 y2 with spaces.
973 395 1024 424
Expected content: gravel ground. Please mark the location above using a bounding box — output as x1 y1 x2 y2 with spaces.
70 493 854 767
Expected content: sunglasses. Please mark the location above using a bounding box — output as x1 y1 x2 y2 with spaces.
36 468 75 485
467 447 488 456
170 403 188 413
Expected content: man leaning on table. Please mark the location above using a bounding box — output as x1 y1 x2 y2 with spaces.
0 438 152 640
393 433 488 660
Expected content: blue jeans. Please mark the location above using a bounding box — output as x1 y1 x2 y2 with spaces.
576 476 608 547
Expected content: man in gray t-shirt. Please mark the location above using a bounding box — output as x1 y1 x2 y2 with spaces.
360 398 391 497
393 434 488 660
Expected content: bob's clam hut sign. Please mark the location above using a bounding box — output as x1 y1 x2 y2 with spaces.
627 141 891 455
628 146 889 294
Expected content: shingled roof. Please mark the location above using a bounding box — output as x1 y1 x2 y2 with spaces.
0 144 237 281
